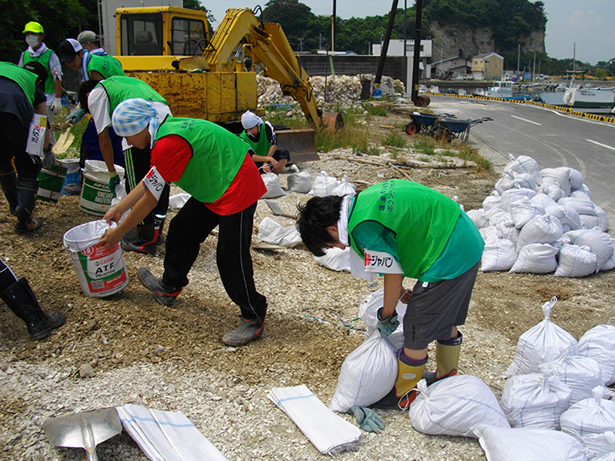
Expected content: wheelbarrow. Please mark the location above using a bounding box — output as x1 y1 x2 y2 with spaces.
405 112 456 136
434 116 493 143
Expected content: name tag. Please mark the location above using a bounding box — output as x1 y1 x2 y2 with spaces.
26 114 47 157
364 249 403 273
143 166 166 201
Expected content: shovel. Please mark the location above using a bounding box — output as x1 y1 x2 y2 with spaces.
265 200 296 219
43 407 123 461
52 129 75 155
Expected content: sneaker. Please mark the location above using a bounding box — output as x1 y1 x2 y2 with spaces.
222 317 265 346
137 267 182 306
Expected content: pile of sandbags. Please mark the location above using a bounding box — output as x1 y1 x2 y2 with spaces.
471 154 615 277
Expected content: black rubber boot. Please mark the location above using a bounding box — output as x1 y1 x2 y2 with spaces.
0 278 65 340
14 178 43 234
121 217 166 254
0 164 18 216
137 267 182 306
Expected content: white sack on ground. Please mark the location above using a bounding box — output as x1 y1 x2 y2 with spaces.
516 214 563 251
546 204 582 231
565 228 614 272
481 237 516 272
500 186 537 212
496 220 520 244
482 192 502 213
308 171 339 197
581 431 615 460
500 372 572 429
287 165 312 193
480 226 500 242
569 168 584 190
539 355 606 405
358 288 407 331
466 209 488 228
593 453 615 461
542 167 572 196
261 172 287 198
504 297 579 377
570 190 592 201
509 243 558 274
531 193 558 210
560 387 615 438
313 246 351 272
558 196 596 217
578 324 615 386
257 217 301 247
330 175 356 197
329 332 397 413
554 244 597 278
485 207 513 227
538 179 566 202
409 376 510 438
503 154 542 187
603 239 615 271
478 426 587 461
589 204 609 232
509 198 545 229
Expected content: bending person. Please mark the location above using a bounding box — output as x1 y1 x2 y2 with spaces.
239 110 290 175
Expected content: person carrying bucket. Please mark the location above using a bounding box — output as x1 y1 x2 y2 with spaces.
99 98 269 347
77 76 172 254
0 61 54 233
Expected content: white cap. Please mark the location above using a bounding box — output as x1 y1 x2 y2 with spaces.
241 110 262 130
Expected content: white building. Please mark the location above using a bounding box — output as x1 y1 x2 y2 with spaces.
371 39 433 82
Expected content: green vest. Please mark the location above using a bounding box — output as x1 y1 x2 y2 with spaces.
155 118 249 203
22 49 55 94
99 76 167 114
239 123 270 157
87 54 125 79
0 62 38 104
348 180 462 278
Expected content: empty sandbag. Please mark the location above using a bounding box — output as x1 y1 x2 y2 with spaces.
578 324 615 386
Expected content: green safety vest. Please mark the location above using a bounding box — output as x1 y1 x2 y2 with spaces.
156 118 249 203
0 61 37 104
99 76 167 114
239 123 270 157
87 54 125 79
348 179 462 278
22 49 55 95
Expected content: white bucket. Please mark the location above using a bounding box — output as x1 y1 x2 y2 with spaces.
63 220 129 297
79 160 125 216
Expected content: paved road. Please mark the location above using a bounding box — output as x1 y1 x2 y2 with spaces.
426 95 615 228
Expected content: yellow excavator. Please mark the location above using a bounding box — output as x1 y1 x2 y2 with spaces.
113 6 340 162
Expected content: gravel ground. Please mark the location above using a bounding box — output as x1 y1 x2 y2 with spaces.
1 106 614 460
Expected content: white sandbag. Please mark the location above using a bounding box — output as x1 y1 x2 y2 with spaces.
313 247 350 272
570 190 592 201
261 172 287 198
482 192 502 213
509 243 558 274
558 196 596 217
602 239 615 271
485 207 513 227
581 431 615 460
481 237 516 272
329 331 397 413
578 324 615 386
565 229 614 272
539 355 606 405
593 204 609 232
287 165 312 193
500 186 537 212
496 220 520 244
542 167 572 196
512 172 539 191
480 226 500 242
509 198 545 229
546 203 582 231
516 215 563 251
504 297 579 377
531 193 558 210
500 371 572 429
467 208 488 229
478 426 587 461
593 452 615 461
257 217 301 247
554 244 597 278
504 154 542 186
409 376 510 438
330 174 356 197
308 171 338 197
169 193 191 209
560 387 615 438
358 288 407 331
538 179 566 202
569 168 584 191
495 175 517 195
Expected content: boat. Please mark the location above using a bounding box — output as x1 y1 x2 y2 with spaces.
562 86 615 112
485 81 531 101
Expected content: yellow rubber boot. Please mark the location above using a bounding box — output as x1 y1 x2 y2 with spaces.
435 332 463 380
374 350 426 409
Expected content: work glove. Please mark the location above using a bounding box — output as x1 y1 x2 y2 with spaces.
108 172 120 197
376 307 399 337
66 107 86 125
51 97 63 115
42 145 56 169
349 406 385 433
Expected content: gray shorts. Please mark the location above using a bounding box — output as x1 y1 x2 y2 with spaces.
403 261 479 350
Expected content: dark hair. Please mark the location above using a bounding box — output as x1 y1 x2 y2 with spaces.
23 61 48 89
296 195 344 256
78 79 102 114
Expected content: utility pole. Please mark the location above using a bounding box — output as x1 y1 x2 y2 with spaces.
403 0 407 93
410 0 424 104
298 38 304 53
517 44 520 78
331 0 336 52
532 51 536 82
319 34 323 50
573 42 576 73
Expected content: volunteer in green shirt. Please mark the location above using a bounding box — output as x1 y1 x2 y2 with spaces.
297 179 484 430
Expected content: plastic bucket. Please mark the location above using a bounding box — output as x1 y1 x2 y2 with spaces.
37 162 68 203
61 158 81 195
79 160 125 215
63 220 129 297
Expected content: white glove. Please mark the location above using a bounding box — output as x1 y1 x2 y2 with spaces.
51 97 63 115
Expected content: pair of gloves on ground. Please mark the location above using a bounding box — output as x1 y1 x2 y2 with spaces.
347 307 400 433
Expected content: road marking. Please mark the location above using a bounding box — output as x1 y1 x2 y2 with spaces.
586 139 615 151
510 115 542 125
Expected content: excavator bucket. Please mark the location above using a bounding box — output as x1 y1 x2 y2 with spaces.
276 129 319 164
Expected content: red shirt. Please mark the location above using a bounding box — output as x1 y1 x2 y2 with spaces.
151 134 266 215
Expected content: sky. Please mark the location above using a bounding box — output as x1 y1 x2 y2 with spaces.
206 0 615 65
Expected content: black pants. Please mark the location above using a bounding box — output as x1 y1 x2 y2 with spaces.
0 112 41 181
163 197 267 321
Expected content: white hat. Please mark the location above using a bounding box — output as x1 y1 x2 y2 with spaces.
241 110 262 130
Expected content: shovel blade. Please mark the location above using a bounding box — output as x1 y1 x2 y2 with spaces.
43 407 122 452
265 200 295 218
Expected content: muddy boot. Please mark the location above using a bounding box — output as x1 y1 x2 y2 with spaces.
0 164 18 216
14 178 43 234
121 216 165 254
137 267 182 306
0 278 65 340
373 348 426 410
222 317 265 347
